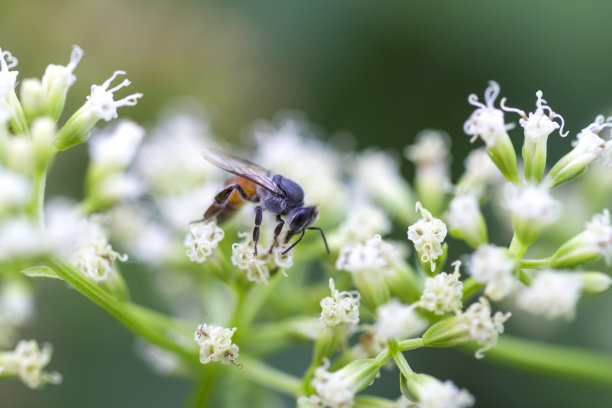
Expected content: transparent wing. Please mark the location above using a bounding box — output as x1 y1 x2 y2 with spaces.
202 147 281 195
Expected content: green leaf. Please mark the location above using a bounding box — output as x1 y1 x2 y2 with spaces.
20 265 61 280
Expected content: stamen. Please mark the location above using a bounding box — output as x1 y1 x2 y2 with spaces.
68 45 84 71
500 97 526 118
101 70 126 90
467 93 485 108
483 81 500 108
0 48 18 71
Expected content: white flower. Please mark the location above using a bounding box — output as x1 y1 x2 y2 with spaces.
516 270 582 320
419 261 463 315
312 362 356 408
415 377 475 408
0 165 31 213
329 203 391 248
0 340 62 389
135 112 218 194
404 129 451 167
506 185 562 225
0 218 47 261
353 150 412 214
184 221 224 263
89 120 145 168
463 81 514 147
407 203 447 272
460 298 510 359
584 209 612 263
136 341 181 375
230 231 293 283
456 148 502 197
86 70 142 122
467 245 517 301
95 173 145 203
0 47 18 97
447 194 487 248
155 184 220 231
336 234 388 273
375 299 427 339
501 90 567 141
41 45 83 96
107 204 174 264
67 218 127 281
194 322 239 365
0 280 34 326
319 279 360 328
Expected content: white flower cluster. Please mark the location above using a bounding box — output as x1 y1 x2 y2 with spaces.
194 322 239 366
456 148 502 197
319 279 360 328
413 377 475 408
407 202 447 272
583 209 612 263
375 299 426 340
67 218 127 282
419 261 463 315
0 340 62 389
467 245 517 301
184 221 225 263
460 298 511 359
501 89 566 142
310 362 356 408
335 234 390 273
506 185 562 226
230 231 293 284
516 270 582 320
463 81 514 147
0 280 34 348
329 204 391 248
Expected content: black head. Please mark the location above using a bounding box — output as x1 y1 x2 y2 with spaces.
287 206 318 234
283 205 329 254
273 175 304 208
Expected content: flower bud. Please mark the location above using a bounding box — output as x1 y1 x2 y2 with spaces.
467 245 518 301
336 235 392 311
544 115 612 189
401 373 475 408
19 78 45 120
55 70 142 150
463 81 519 183
551 209 612 268
41 45 83 120
405 129 452 216
422 297 511 358
507 185 562 247
579 271 612 294
447 194 487 248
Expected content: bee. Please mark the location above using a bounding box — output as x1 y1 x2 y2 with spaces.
192 147 329 255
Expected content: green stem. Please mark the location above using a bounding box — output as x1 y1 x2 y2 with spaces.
518 269 532 286
46 256 196 360
239 355 302 397
398 338 424 351
388 339 413 378
186 366 219 408
26 165 50 224
508 233 528 258
482 336 612 386
520 257 552 268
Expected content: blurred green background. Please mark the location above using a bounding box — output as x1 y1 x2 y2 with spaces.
2 0 612 406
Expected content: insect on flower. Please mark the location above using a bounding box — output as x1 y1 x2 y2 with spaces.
192 147 330 255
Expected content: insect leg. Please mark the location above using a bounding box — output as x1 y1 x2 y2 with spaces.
253 205 263 255
308 227 330 254
282 230 306 254
268 215 285 254
190 184 257 224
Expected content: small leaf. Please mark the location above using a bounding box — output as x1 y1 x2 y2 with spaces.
21 265 61 280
